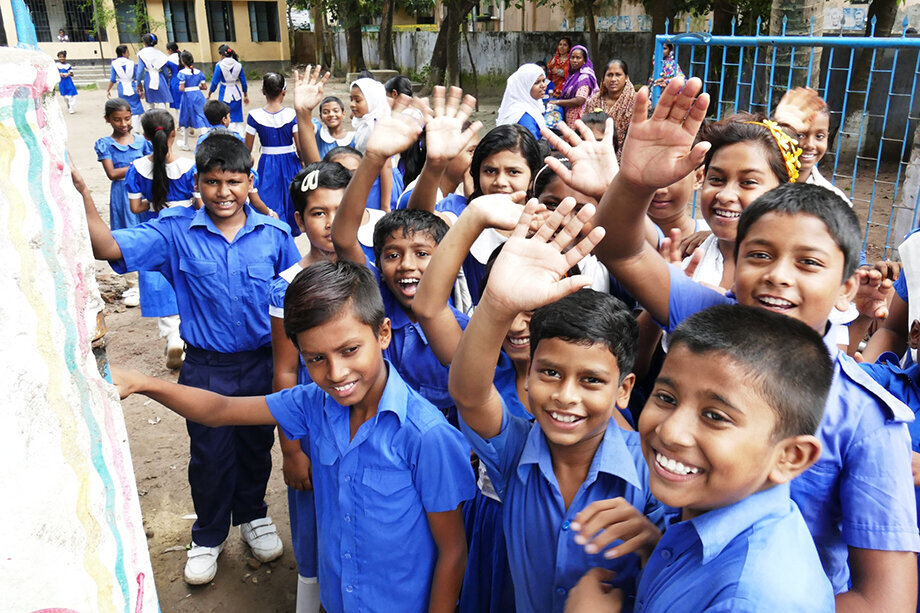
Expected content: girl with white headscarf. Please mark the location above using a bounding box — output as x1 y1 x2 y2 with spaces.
351 78 399 211
496 63 548 140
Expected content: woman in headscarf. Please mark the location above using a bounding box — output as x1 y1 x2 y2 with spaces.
495 64 548 141
585 58 635 159
553 45 598 129
546 37 572 92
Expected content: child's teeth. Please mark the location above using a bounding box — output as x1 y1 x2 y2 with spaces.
550 411 579 423
714 209 740 218
656 452 700 475
760 296 793 307
508 336 529 346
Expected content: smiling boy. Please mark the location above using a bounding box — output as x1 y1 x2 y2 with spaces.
566 305 835 612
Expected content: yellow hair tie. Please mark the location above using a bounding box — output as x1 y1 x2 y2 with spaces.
745 119 802 183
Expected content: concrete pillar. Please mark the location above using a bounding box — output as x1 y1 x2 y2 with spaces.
1 1 19 46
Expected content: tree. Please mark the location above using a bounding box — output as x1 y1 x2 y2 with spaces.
426 0 477 90
378 0 396 69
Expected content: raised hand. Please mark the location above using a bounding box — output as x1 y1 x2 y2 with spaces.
466 192 529 231
364 95 425 160
853 265 895 320
773 87 824 135
658 228 703 278
292 64 331 114
618 77 711 193
481 198 605 316
542 118 619 200
422 86 482 165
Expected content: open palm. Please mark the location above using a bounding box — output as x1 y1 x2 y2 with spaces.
423 86 482 165
365 98 424 159
292 65 330 114
542 120 619 199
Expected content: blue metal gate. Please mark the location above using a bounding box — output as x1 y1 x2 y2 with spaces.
652 17 920 258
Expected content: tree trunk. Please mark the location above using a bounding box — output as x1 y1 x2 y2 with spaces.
378 0 395 69
585 1 598 63
312 3 329 70
646 0 676 35
425 0 476 91
344 8 366 72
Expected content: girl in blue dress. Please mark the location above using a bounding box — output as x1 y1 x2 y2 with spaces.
313 96 355 159
245 72 302 234
107 45 144 133
208 45 248 136
56 50 77 114
125 109 193 369
136 33 173 109
177 51 210 151
166 42 182 111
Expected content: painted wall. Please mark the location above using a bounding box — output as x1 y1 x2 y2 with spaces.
0 47 158 611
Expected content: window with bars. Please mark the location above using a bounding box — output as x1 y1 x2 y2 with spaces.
23 0 51 43
113 0 146 43
248 2 279 42
165 0 198 42
64 0 106 42
206 1 235 42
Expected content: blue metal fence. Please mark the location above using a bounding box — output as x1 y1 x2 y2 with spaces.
652 17 920 258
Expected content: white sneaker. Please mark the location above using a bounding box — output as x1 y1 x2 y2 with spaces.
122 286 140 308
240 517 283 562
184 541 223 585
165 333 185 370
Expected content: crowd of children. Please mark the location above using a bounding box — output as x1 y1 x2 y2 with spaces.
71 45 920 613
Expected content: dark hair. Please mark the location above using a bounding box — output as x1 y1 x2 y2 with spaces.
166 41 179 53
104 97 132 117
670 304 832 439
470 124 542 199
604 58 629 78
580 110 608 126
142 33 157 47
218 44 239 61
57 50 67 58
735 182 861 279
384 75 413 97
699 112 790 183
262 72 285 99
203 100 231 125
290 161 353 216
532 155 570 197
559 36 573 49
535 60 548 71
324 145 363 162
372 209 449 267
530 289 638 382
116 45 128 57
140 109 175 212
320 96 345 112
283 260 386 346
663 42 675 53
355 69 375 79
179 50 194 68
195 131 253 175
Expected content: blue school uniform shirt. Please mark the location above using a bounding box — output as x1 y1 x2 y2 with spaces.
124 156 197 208
460 404 665 613
109 204 300 353
663 265 920 592
634 483 834 612
265 364 476 613
196 126 244 151
517 113 542 141
312 117 356 159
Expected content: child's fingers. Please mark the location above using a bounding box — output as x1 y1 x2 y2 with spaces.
685 93 711 134
555 119 584 147
543 155 576 186
541 128 573 159
632 85 650 125
457 94 477 123
650 77 685 121
463 120 484 143
550 200 591 251
546 275 593 303
391 93 413 115
602 117 615 149
666 77 703 124
534 197 577 243
683 247 704 278
432 85 446 116
572 498 634 545
565 227 606 269
511 199 541 238
574 120 596 142
445 86 464 116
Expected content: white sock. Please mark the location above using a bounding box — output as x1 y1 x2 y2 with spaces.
132 114 142 134
296 575 320 613
179 127 188 148
157 314 181 339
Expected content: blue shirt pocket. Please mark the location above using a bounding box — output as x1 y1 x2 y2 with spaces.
179 257 219 301
245 262 275 305
360 467 417 524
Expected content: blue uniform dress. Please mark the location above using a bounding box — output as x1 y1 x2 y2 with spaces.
312 117 355 159
366 165 404 211
178 68 209 129
57 62 77 96
94 135 152 230
664 265 920 593
124 156 196 318
267 263 319 581
135 46 173 105
635 483 834 612
265 365 477 613
210 57 248 123
110 57 144 115
459 406 665 613
110 204 300 547
166 52 182 110
246 107 301 232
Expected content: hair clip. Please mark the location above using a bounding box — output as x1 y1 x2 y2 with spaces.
154 126 164 132
745 119 802 183
300 169 320 192
592 107 604 113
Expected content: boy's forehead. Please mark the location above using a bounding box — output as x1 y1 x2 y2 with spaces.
532 336 620 374
383 228 438 248
296 308 376 350
197 168 252 181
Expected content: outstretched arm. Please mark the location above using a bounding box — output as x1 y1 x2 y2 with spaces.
449 198 605 438
291 66 330 164
73 163 123 261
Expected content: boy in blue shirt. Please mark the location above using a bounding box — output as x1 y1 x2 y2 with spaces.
81 133 300 585
448 199 665 613
195 100 241 150
564 76 919 610
566 305 836 612
111 260 476 613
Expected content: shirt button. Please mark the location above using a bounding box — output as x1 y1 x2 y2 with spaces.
344 552 351 560
344 514 351 523
344 475 351 482
345 585 354 593
232 296 238 301
236 321 242 326
556 587 567 596
660 548 672 560
561 520 571 531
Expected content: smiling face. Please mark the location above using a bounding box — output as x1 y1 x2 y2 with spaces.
350 86 369 118
528 337 633 451
479 149 532 196
557 39 570 56
196 168 252 226
530 74 548 100
297 187 343 259
379 229 438 311
701 142 781 244
649 168 703 224
297 306 391 410
320 100 345 130
106 108 133 137
502 311 533 362
603 62 627 96
639 345 785 519
734 211 856 332
796 112 829 179
569 49 586 72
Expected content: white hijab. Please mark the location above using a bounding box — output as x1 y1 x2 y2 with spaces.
351 78 390 153
137 46 168 90
496 64 546 132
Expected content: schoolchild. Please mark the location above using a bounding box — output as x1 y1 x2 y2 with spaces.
246 72 303 232
83 132 299 585
208 44 248 136
566 305 835 612
107 45 144 133
449 200 665 613
495 63 548 141
136 33 173 109
586 76 920 610
196 100 240 149
350 77 401 211
110 259 476 613
313 96 355 159
95 97 153 308
56 50 77 114
165 42 182 111
176 51 209 151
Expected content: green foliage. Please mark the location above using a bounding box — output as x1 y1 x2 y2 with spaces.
81 0 165 42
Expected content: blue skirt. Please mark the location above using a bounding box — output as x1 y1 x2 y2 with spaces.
59 77 77 96
460 490 516 613
169 75 182 110
108 179 146 231
121 92 144 116
179 90 209 129
256 152 302 236
288 484 318 577
143 73 173 104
